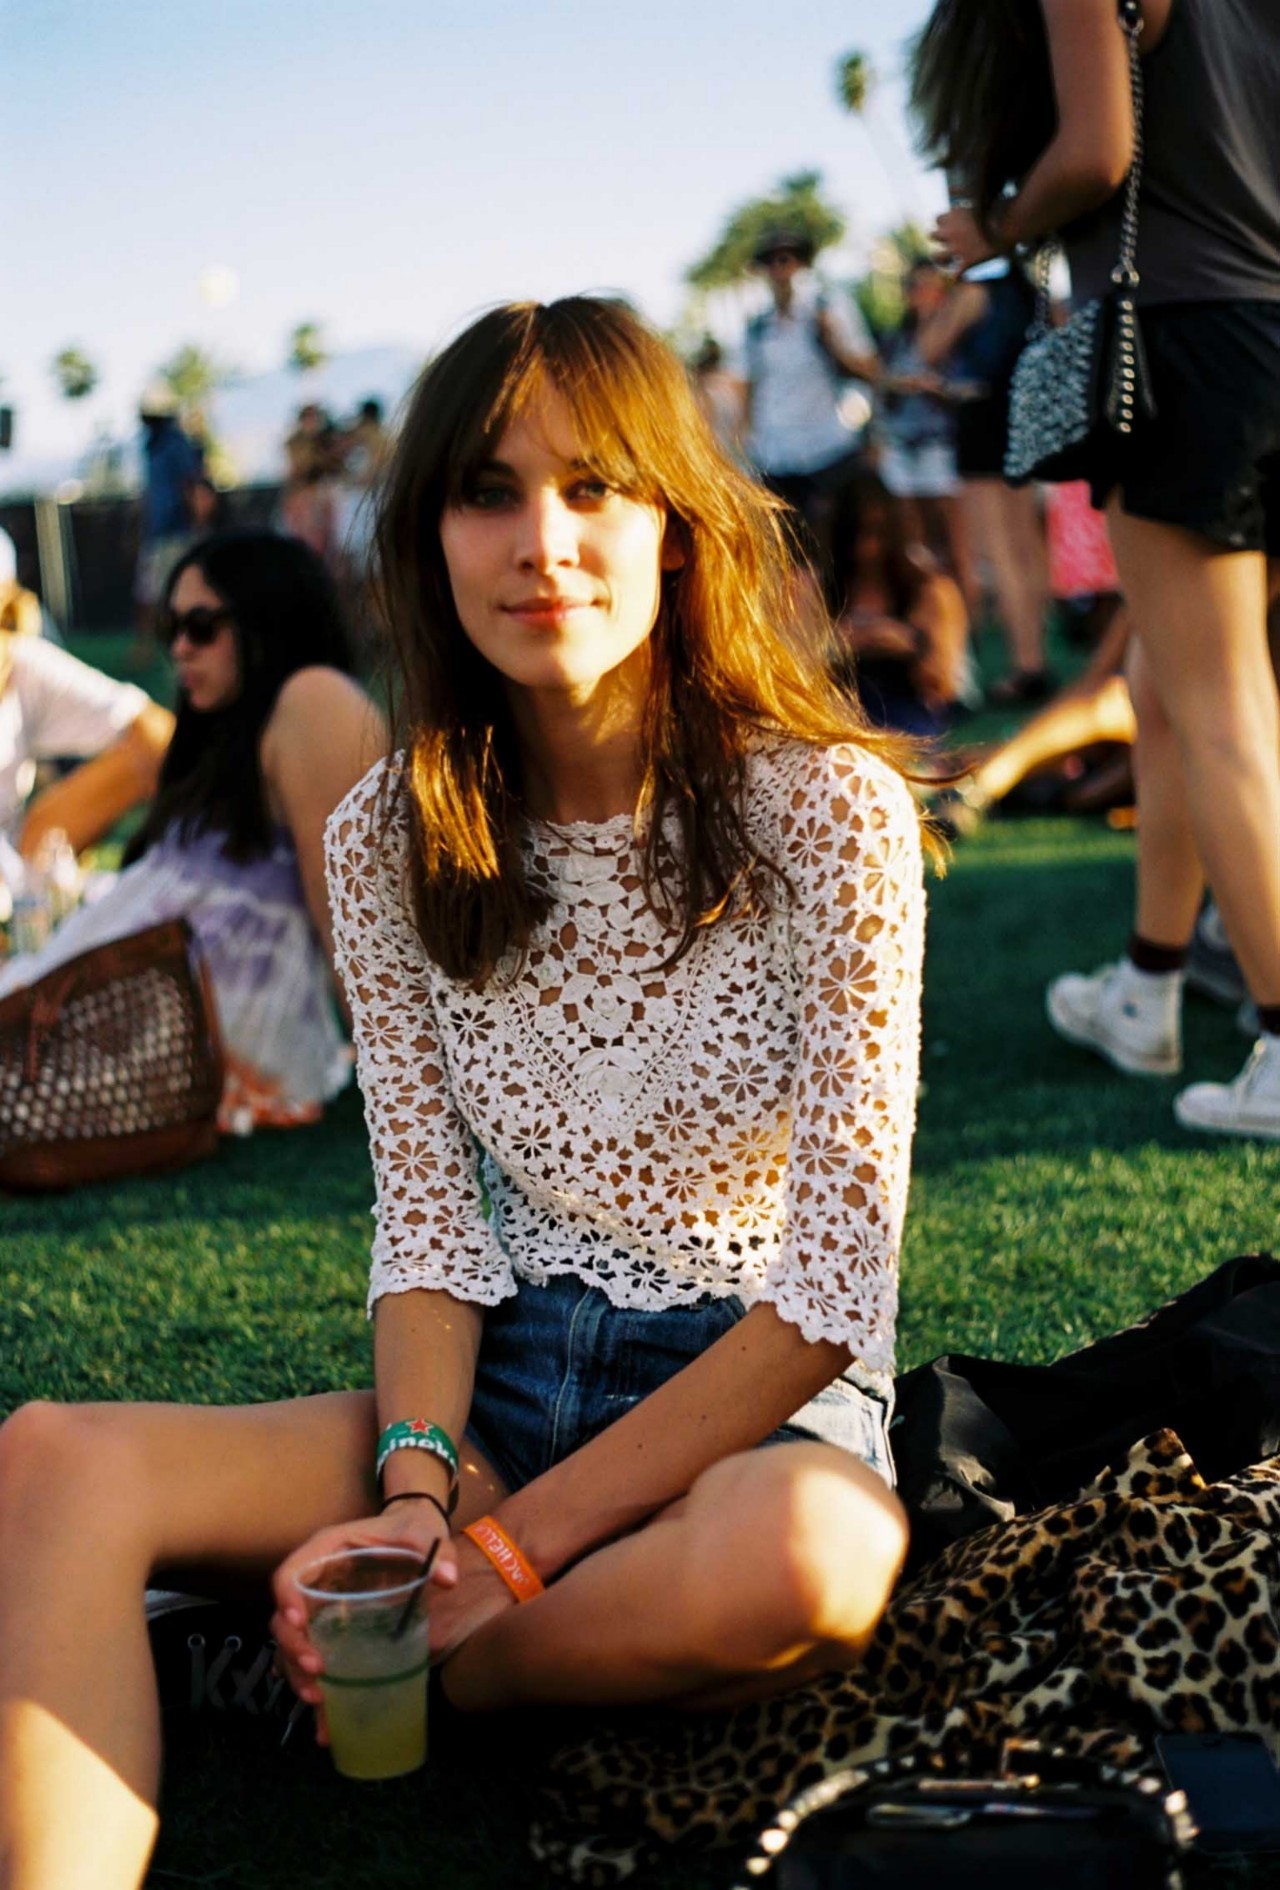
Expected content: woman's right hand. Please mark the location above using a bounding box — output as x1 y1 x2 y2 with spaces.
269 1500 456 1739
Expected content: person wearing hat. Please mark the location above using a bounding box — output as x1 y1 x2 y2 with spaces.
135 380 209 652
731 229 881 588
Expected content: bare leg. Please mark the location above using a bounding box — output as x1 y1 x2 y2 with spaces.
1107 505 1280 1005
0 1394 382 1890
443 1444 905 1713
968 672 1137 808
962 479 1049 676
936 492 979 610
1126 638 1205 949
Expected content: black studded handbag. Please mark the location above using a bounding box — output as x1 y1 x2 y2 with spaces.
733 1742 1193 1890
1004 0 1156 487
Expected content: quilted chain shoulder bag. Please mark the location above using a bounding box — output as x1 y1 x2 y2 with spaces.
1004 0 1156 486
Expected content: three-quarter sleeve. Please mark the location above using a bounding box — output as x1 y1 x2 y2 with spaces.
323 761 515 1313
759 745 925 1387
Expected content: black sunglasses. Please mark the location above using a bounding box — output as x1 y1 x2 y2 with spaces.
161 604 236 650
759 249 804 267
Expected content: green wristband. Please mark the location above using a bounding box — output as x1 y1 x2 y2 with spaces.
376 1420 459 1493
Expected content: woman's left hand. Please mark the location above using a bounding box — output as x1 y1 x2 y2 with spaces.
427 1528 520 1665
933 206 998 275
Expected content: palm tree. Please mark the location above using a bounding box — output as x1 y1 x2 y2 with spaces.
51 348 101 487
835 48 926 221
158 344 227 418
836 51 874 115
685 172 846 295
287 322 328 376
51 347 98 403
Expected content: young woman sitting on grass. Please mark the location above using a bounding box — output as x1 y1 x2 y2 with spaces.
0 529 386 1133
0 297 928 1890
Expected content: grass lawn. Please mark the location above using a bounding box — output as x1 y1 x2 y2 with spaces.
7 636 1277 1886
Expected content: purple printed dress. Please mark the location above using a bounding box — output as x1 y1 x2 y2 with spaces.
0 825 350 1133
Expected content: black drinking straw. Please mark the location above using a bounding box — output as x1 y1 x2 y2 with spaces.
393 1539 439 1639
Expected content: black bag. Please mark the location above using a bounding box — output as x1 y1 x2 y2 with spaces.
734 1744 1193 1889
893 1253 1280 1575
1004 0 1156 486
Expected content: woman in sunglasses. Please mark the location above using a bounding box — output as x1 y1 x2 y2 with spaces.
0 300 926 1888
0 528 386 1132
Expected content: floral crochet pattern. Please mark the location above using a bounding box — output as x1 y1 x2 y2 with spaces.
324 739 924 1390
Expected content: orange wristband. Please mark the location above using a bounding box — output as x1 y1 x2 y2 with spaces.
462 1515 544 1602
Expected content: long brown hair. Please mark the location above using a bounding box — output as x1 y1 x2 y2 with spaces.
374 295 934 986
910 0 1056 225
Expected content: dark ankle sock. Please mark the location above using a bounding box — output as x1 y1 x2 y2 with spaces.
1127 933 1189 975
1257 1004 1280 1037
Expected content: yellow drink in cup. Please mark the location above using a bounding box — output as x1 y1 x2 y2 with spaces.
297 1547 431 1781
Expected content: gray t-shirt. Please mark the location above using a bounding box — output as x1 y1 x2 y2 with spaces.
1064 0 1280 308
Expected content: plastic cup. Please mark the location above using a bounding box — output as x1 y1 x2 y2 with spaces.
296 1547 431 1780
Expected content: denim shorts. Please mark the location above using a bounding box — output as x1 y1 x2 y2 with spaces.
464 1270 895 1496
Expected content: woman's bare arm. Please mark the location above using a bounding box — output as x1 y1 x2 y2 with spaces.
914 280 989 368
19 701 175 858
259 667 388 1000
936 0 1172 272
492 1304 851 1579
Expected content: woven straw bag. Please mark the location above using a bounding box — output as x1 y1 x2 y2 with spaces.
0 918 224 1193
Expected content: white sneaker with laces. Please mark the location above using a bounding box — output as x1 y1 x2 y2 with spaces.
1045 960 1183 1076
1174 1036 1280 1139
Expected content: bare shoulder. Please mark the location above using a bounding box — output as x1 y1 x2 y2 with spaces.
259 667 389 844
262 666 385 763
265 664 376 734
1042 0 1169 54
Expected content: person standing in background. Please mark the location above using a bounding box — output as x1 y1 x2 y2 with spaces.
133 383 207 662
732 229 881 592
875 258 975 604
916 0 1280 1141
912 259 1052 704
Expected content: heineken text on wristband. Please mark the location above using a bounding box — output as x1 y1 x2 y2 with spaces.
376 1419 459 1498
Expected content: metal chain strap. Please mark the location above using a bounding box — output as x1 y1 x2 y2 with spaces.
1111 2 1146 292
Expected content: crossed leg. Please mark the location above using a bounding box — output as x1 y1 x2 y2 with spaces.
0 1398 904 1890
0 1393 384 1890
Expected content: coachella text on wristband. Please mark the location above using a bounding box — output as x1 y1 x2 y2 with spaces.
462 1516 544 1603
376 1420 460 1512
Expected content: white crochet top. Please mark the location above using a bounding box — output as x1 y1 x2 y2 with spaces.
324 738 924 1395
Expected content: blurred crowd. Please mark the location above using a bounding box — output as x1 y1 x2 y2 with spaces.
278 395 389 581
2 188 1275 1146
692 233 1132 814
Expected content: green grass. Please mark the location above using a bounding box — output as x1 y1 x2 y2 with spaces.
6 675 1279 1881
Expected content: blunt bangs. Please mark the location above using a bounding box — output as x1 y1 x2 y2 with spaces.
438 300 690 514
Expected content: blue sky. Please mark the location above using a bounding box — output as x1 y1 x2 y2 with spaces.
6 0 944 478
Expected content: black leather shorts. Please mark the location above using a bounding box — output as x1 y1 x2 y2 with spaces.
1085 297 1280 554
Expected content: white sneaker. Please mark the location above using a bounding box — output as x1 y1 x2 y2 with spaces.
1045 960 1183 1076
1174 1036 1280 1139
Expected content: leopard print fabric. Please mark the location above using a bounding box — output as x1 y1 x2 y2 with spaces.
530 1431 1280 1882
